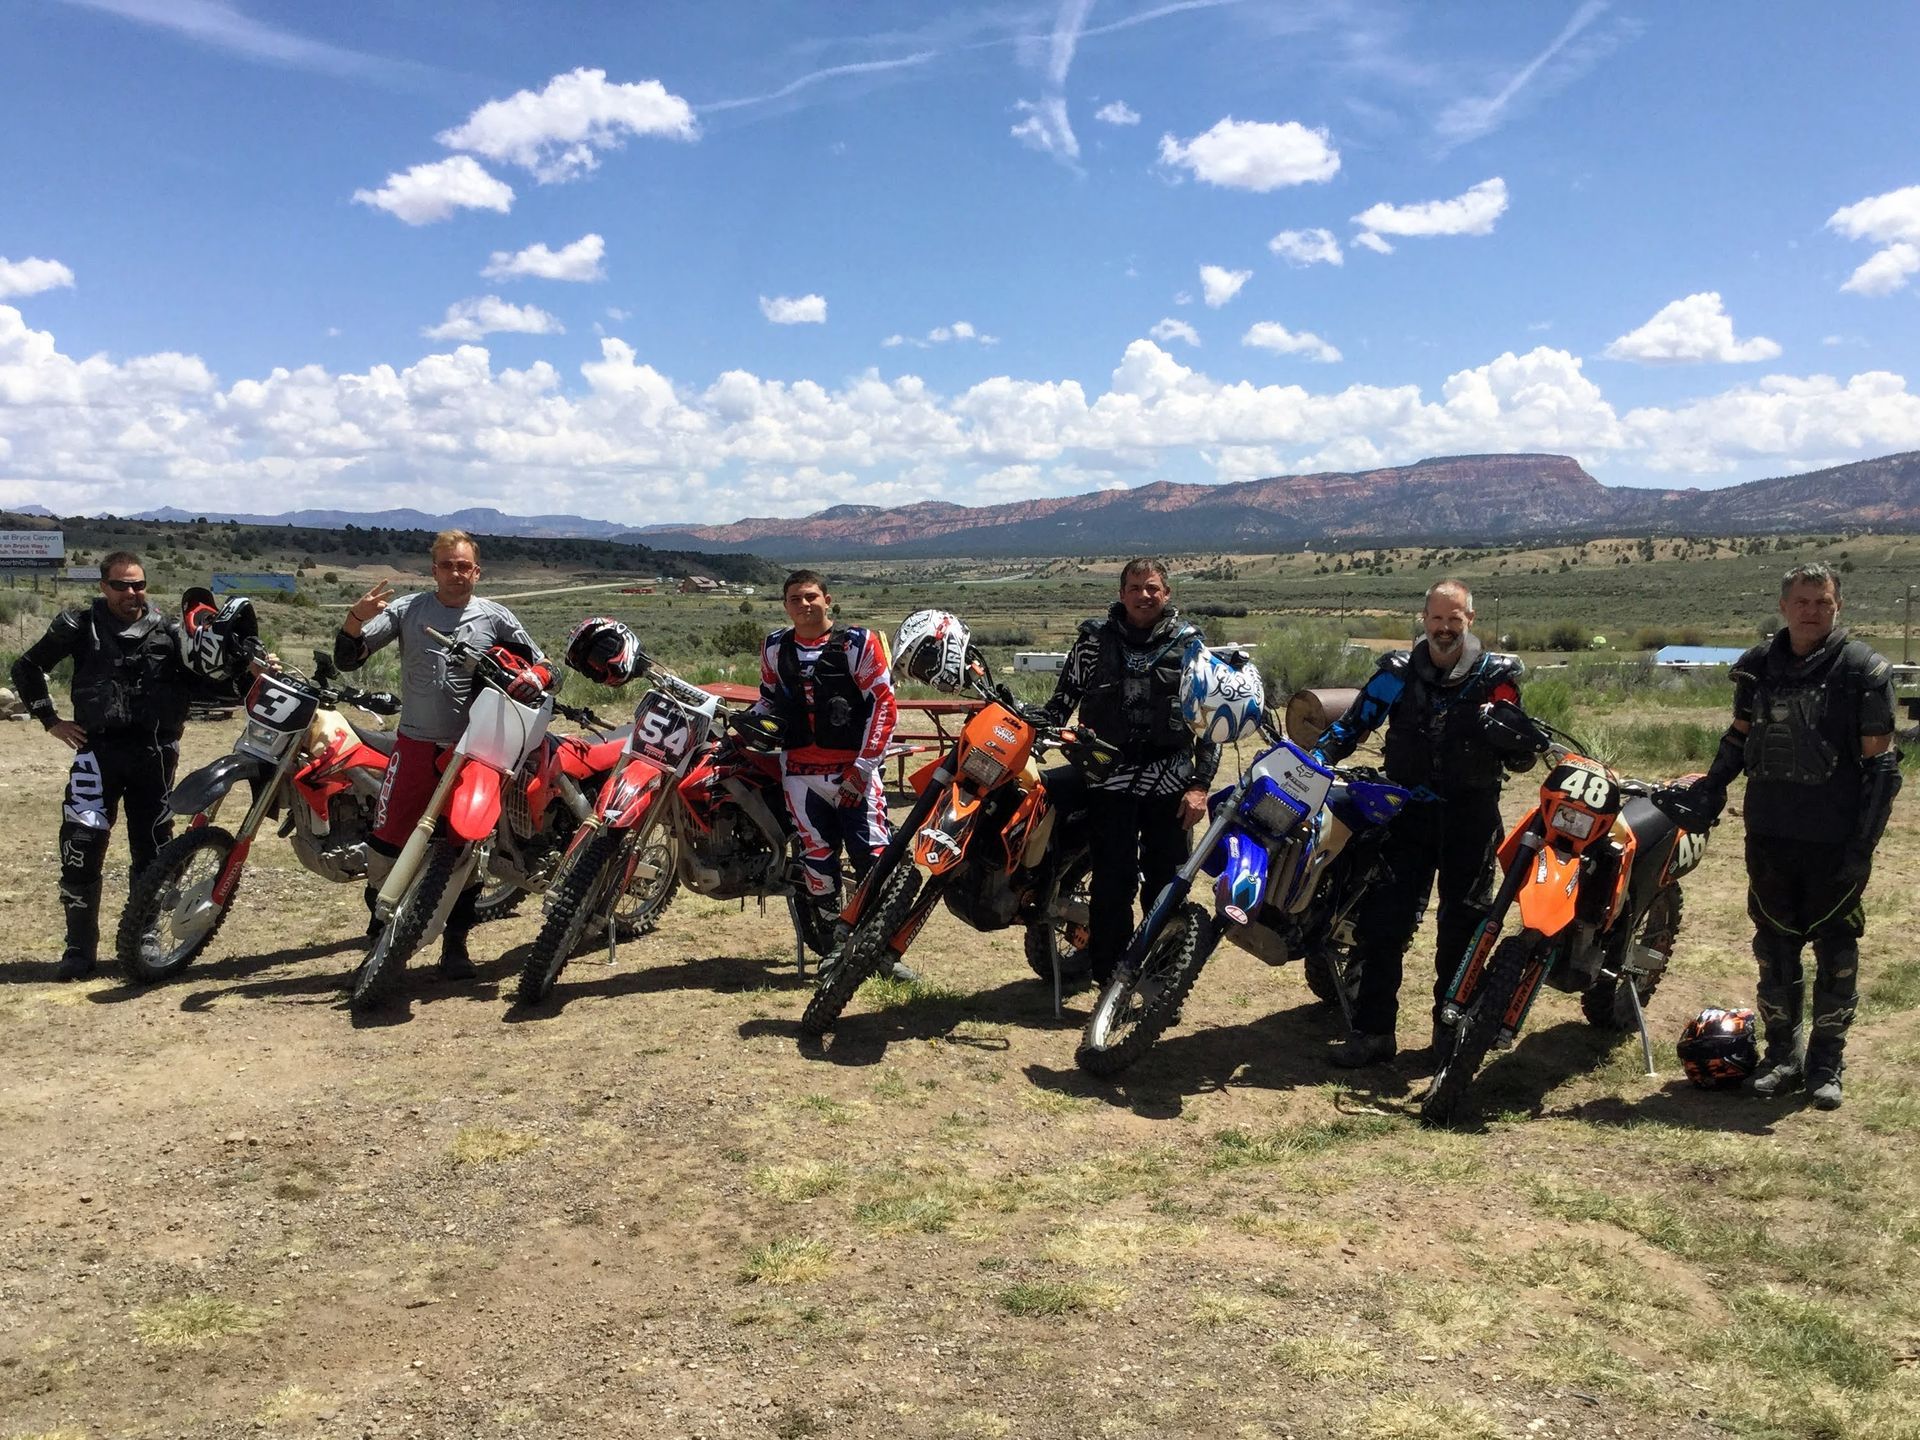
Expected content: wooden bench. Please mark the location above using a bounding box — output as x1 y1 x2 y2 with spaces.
697 683 984 791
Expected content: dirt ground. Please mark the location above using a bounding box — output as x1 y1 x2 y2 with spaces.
3 716 1917 1440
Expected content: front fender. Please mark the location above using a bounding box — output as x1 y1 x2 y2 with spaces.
1214 830 1270 924
168 753 274 818
446 764 505 842
1514 844 1582 937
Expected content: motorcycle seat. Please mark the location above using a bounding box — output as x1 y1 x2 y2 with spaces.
350 720 397 755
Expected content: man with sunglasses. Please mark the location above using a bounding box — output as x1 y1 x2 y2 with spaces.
12 551 202 980
333 530 554 981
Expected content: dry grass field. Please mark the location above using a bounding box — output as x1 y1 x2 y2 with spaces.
3 705 1918 1439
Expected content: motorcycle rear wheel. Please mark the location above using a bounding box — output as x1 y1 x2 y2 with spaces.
1076 902 1212 1078
1024 852 1095 984
1422 932 1535 1129
1582 887 1680 1030
351 838 462 1012
117 826 239 984
798 865 923 1037
515 828 625 1006
472 878 524 925
610 826 679 940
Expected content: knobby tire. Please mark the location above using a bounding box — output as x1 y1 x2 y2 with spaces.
1423 931 1535 1128
351 838 462 1012
516 827 627 1006
1581 886 1681 1030
116 826 239 984
1075 902 1213 1078
1024 851 1094 984
799 865 922 1037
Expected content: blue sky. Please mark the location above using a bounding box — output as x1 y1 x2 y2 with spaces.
3 0 1918 525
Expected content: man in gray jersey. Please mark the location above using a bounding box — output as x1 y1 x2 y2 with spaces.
333 530 555 979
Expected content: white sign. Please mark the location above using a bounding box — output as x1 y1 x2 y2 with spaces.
64 564 96 580
0 530 64 561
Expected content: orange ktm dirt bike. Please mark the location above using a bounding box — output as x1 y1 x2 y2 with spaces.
797 656 1118 1037
1422 703 1717 1128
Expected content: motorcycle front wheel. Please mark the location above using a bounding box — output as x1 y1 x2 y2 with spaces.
516 827 626 1006
1422 932 1536 1129
117 826 240 984
798 865 923 1037
1076 902 1213 1078
351 838 463 1012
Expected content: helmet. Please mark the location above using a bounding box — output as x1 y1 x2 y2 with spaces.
1676 1006 1759 1090
179 589 258 682
565 616 642 688
1181 642 1265 744
895 609 971 692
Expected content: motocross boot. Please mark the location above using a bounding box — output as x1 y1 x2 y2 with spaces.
437 886 479 981
55 878 102 981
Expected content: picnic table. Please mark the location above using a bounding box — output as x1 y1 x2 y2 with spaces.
698 683 984 791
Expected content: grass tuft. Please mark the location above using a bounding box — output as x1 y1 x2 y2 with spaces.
1269 1333 1384 1380
133 1295 263 1349
750 1161 848 1202
995 1279 1123 1317
740 1237 833 1286
1341 1396 1506 1440
854 1191 957 1234
1718 1287 1893 1392
447 1125 542 1165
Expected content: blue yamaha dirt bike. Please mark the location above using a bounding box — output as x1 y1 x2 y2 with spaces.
1076 721 1411 1076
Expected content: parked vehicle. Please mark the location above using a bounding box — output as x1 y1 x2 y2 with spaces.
1076 721 1412 1076
349 630 555 1011
1422 704 1712 1127
512 654 829 1006
116 651 401 984
797 650 1118 1037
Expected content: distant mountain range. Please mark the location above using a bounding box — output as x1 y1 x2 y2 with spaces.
28 450 1919 557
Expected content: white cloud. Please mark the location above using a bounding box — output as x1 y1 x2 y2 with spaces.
1011 96 1079 160
1242 321 1341 363
352 156 513 225
1268 228 1342 267
1827 184 1920 295
437 68 698 183
1158 117 1340 191
1149 317 1201 347
7 303 1920 522
885 321 999 349
1200 265 1251 308
423 296 564 341
1094 100 1140 126
760 294 827 325
1603 292 1782 364
482 233 606 283
0 257 76 300
1352 177 1508 252
606 306 631 322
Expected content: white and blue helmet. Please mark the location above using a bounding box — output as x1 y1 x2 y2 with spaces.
1181 641 1265 744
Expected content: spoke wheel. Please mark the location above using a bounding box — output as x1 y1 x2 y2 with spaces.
610 826 679 940
799 865 923 1037
116 826 239 984
1583 886 1681 1030
1076 902 1213 1078
1025 852 1094 985
1423 932 1535 1129
352 839 462 1012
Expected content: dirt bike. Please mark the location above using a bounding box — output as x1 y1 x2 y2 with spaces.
1421 706 1713 1127
512 655 829 1006
115 651 401 984
1076 720 1413 1077
349 629 555 1012
468 696 630 924
797 657 1118 1038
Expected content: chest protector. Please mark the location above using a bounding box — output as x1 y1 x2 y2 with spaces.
69 602 190 739
1740 637 1878 844
1379 651 1519 796
775 627 873 752
1077 617 1192 757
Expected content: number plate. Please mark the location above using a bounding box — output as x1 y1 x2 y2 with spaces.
244 674 316 733
631 692 696 767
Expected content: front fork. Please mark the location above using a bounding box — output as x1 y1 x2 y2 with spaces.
1115 797 1243 978
840 758 953 930
1439 829 1542 1030
211 768 291 906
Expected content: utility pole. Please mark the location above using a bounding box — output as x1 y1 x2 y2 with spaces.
1492 594 1502 647
1904 583 1914 666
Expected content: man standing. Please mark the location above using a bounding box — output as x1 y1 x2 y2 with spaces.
1034 558 1219 987
1694 562 1900 1110
12 552 195 980
752 570 899 945
1313 579 1537 1067
333 530 554 980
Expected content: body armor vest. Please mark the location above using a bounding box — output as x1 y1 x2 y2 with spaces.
1378 649 1522 797
775 626 873 752
68 601 190 739
1076 613 1193 758
1738 631 1885 844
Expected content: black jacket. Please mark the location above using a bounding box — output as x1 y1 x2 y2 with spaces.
12 599 198 742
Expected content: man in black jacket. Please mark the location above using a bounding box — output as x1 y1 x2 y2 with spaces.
12 552 197 980
1693 562 1900 1110
1313 579 1537 1067
1033 558 1219 986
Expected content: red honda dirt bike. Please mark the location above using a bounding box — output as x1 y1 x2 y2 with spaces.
797 657 1117 1038
350 630 557 1012
1422 704 1715 1128
512 656 831 1006
116 650 401 984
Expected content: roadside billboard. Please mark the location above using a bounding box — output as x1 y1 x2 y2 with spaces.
0 530 64 566
211 573 298 595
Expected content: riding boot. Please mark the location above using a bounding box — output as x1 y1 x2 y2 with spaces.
1804 935 1858 1111
438 886 479 980
363 884 385 942
56 878 102 981
1747 929 1804 1097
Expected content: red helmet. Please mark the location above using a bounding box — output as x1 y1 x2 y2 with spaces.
1676 1007 1759 1090
565 616 642 687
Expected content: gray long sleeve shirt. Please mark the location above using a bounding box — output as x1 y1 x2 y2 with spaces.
333 592 547 745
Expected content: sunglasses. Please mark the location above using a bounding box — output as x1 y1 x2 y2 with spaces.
435 561 478 575
105 578 149 593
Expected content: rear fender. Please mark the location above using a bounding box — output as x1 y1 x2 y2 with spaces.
1514 844 1582 937
446 764 506 842
169 753 274 819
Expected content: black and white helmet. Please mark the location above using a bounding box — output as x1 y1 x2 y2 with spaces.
894 609 971 692
565 616 642 688
179 589 258 682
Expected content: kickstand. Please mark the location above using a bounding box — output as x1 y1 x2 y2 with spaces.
1051 948 1062 1020
1623 971 1657 1077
